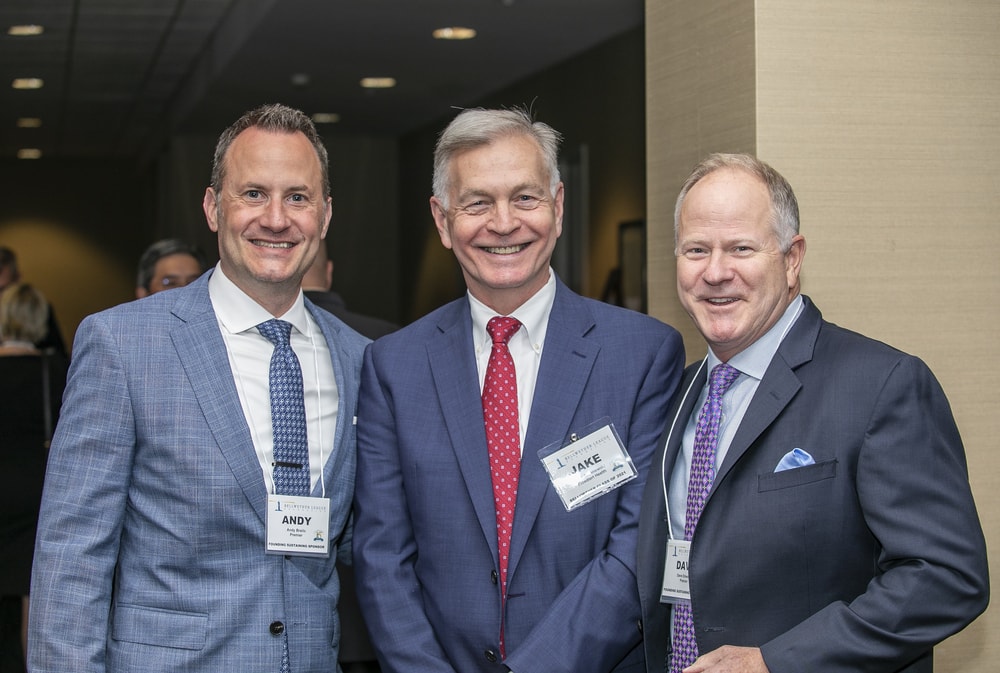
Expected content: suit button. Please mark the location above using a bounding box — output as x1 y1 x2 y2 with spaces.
484 649 498 663
490 570 498 585
269 621 285 636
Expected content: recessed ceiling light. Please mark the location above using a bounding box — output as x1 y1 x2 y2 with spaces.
16 117 42 128
360 77 396 89
311 112 340 124
17 148 43 159
291 73 311 87
8 25 44 36
12 78 44 89
433 27 477 40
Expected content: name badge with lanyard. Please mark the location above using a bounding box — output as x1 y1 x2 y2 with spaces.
538 417 637 511
266 493 331 557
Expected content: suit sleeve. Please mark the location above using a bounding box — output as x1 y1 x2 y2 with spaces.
504 329 685 673
28 314 136 673
353 343 462 673
760 356 989 672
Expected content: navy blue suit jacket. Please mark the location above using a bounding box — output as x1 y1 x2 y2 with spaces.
354 278 685 673
637 296 989 673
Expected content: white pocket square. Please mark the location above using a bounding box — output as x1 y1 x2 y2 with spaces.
774 448 815 472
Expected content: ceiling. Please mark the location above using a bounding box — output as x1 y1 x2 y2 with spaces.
0 0 643 163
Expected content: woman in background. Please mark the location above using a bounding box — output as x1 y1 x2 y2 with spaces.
0 283 68 670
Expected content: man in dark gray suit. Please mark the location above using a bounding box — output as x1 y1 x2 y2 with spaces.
637 153 988 673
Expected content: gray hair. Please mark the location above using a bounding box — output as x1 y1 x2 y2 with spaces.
432 107 562 209
674 153 800 252
136 238 208 291
210 103 330 197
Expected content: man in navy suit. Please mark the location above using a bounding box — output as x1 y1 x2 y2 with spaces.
352 107 685 673
636 153 989 673
29 104 368 672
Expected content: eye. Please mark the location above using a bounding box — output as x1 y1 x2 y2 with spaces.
460 200 491 215
513 194 541 209
289 194 305 203
245 189 263 200
682 246 708 258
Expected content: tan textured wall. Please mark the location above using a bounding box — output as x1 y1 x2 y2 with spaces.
646 1 998 670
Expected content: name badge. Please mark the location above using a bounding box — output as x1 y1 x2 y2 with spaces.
660 539 691 604
265 494 331 557
538 418 637 511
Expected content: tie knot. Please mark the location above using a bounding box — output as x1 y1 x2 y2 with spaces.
487 316 521 345
258 319 293 347
709 362 741 397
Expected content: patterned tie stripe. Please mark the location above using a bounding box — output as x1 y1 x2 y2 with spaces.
482 315 522 656
670 362 740 673
258 318 310 497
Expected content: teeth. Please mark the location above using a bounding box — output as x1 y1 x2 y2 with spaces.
485 245 524 255
254 241 293 249
708 298 735 304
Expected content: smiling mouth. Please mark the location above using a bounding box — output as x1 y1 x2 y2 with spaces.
483 244 527 255
252 240 294 249
706 297 738 305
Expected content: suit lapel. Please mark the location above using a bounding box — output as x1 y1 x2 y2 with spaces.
508 285 600 572
170 278 269 524
426 300 501 549
712 298 821 489
305 300 354 497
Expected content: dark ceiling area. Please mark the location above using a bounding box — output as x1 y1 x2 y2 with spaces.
0 0 643 163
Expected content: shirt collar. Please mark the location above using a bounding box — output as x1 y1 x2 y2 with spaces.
208 263 310 336
470 268 556 353
708 294 805 380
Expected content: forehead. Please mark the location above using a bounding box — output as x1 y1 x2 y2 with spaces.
153 253 201 273
448 134 548 192
680 168 771 232
224 128 321 183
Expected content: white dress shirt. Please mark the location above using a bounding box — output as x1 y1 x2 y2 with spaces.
470 269 557 456
209 264 338 494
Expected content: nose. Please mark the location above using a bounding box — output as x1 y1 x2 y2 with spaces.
701 249 734 285
261 198 289 230
488 202 520 236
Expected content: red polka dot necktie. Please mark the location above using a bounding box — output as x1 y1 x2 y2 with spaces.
483 316 522 656
670 362 741 673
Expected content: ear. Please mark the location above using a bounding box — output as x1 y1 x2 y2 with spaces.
430 196 453 250
785 234 806 288
203 188 219 232
321 196 332 239
553 182 565 238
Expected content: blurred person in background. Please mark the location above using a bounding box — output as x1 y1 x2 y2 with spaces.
0 247 66 357
0 283 68 672
134 238 208 298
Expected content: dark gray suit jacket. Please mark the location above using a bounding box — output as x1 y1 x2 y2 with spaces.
637 296 988 673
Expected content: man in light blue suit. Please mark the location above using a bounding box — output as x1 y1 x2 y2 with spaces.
637 154 989 673
352 107 685 673
28 104 369 673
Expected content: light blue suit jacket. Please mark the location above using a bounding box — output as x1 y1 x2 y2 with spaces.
353 278 685 673
28 271 369 673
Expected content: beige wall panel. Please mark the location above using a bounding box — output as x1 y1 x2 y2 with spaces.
646 0 757 354
648 1 997 670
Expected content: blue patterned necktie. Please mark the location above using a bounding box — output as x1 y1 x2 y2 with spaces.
670 362 741 673
258 319 310 496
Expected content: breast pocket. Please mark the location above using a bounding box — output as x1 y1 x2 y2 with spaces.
757 458 837 492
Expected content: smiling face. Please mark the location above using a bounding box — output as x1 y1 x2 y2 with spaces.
430 133 563 315
676 167 805 362
202 127 331 315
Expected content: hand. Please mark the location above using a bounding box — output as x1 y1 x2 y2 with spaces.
684 645 769 673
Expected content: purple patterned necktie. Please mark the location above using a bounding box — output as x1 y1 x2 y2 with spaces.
670 362 741 673
483 315 522 657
